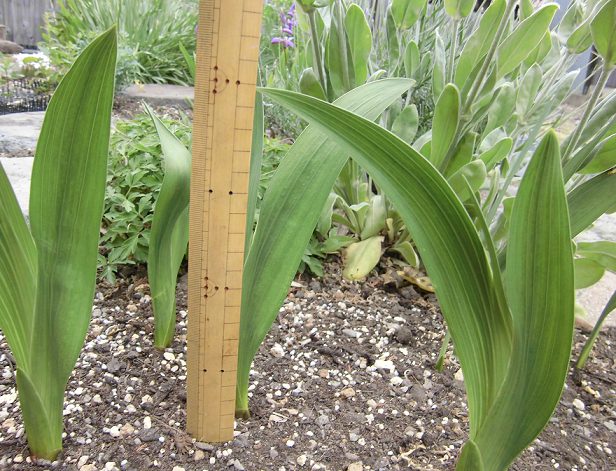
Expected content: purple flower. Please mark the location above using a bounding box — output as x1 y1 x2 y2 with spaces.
271 3 297 49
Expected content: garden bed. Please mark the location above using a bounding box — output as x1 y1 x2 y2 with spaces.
0 262 613 470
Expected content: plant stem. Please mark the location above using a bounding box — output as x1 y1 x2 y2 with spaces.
308 10 327 97
576 290 616 369
562 61 612 163
448 19 459 84
463 0 516 114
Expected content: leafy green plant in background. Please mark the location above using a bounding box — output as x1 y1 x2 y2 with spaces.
0 29 116 460
41 0 198 88
100 112 191 282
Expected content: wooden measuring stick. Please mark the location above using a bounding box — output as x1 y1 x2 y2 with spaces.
186 0 263 442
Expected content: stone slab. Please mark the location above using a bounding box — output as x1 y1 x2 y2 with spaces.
0 112 44 156
121 84 194 107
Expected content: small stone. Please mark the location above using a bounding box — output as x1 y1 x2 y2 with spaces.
77 456 89 468
80 465 97 471
195 442 215 452
194 450 206 461
107 426 121 438
270 448 279 459
373 360 395 373
318 369 330 379
572 399 585 411
14 455 23 463
454 369 464 382
604 421 616 433
342 329 361 338
143 416 152 429
316 415 329 426
120 423 135 437
141 394 154 404
390 377 403 386
286 439 295 447
163 352 175 361
297 455 308 466
347 462 363 471
232 459 245 470
104 462 117 471
340 387 356 399
334 290 344 300
171 467 185 471
139 428 159 442
270 343 285 358
394 326 414 345
92 394 103 404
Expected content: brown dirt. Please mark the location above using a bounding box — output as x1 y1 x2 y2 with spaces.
0 262 614 470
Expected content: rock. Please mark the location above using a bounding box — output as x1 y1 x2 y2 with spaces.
194 450 206 461
232 459 245 470
342 329 361 338
106 358 123 373
347 462 364 471
195 442 215 452
373 359 395 373
269 448 279 459
120 423 135 437
297 455 308 466
172 467 185 471
270 343 285 358
390 376 403 386
604 421 616 433
394 326 414 345
316 415 329 426
340 387 356 399
77 456 89 468
399 286 418 300
309 280 321 291
139 428 159 442
106 426 120 438
80 465 97 471
334 290 344 300
163 352 175 361
0 40 23 54
143 416 152 429
572 398 585 411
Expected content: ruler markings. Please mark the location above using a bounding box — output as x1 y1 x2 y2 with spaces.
187 0 263 442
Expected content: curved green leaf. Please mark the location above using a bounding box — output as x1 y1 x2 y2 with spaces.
431 84 461 171
236 79 413 414
568 170 616 237
146 105 191 349
471 131 573 470
260 87 513 443
496 4 558 79
345 4 372 84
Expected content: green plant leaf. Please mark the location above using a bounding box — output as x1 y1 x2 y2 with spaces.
361 195 387 239
260 87 513 451
574 257 605 288
236 79 413 415
390 240 419 267
432 32 446 101
21 28 117 459
345 4 372 85
469 131 573 470
300 68 328 100
496 4 559 79
576 289 616 368
343 236 384 280
445 0 475 19
479 137 513 171
484 84 516 136
391 104 419 144
516 64 543 122
455 0 506 89
326 5 355 97
448 160 487 201
391 0 427 29
568 170 616 237
577 241 616 272
246 93 264 253
431 84 460 170
404 41 420 79
146 105 191 349
591 0 616 66
578 133 616 174
0 163 36 369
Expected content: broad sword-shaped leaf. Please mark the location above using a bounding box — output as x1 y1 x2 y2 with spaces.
146 105 191 349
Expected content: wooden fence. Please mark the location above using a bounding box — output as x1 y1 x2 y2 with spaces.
0 0 55 48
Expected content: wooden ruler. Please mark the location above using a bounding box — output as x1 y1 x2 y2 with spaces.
186 0 263 442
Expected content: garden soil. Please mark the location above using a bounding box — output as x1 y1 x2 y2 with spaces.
0 261 614 470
